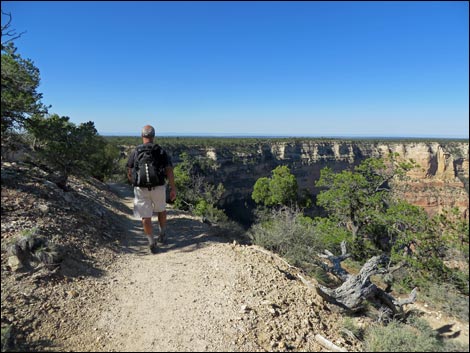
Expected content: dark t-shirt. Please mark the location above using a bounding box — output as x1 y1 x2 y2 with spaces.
126 143 173 170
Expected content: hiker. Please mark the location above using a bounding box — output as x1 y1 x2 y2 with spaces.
126 125 177 254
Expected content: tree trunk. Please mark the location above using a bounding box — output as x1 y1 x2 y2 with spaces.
316 244 417 317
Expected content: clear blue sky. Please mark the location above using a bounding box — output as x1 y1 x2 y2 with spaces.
2 1 469 137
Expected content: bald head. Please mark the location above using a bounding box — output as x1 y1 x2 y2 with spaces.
141 125 155 138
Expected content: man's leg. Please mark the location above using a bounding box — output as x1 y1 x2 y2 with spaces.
134 187 157 254
142 217 157 253
157 211 167 243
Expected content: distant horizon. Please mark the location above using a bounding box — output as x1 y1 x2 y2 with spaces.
100 131 469 140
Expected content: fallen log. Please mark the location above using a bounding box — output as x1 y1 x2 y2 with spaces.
316 244 417 316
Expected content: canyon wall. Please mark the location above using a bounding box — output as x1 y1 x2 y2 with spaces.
127 140 469 224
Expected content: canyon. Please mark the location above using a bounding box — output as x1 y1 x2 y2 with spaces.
124 139 469 225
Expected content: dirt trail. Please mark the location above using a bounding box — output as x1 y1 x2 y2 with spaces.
43 184 468 352
72 184 247 352
24 182 348 352
55 183 364 352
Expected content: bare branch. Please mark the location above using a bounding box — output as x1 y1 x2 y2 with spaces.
397 287 418 307
317 240 351 282
1 11 26 46
1 11 12 31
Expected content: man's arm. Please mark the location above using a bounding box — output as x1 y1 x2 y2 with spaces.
127 167 133 184
126 150 136 184
166 166 177 201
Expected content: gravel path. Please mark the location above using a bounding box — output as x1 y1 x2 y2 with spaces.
86 184 248 352
58 184 347 352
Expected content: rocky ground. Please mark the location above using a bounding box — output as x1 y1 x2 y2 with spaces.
1 161 127 351
1 161 468 352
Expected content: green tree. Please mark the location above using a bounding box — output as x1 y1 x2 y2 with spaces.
173 152 198 209
173 152 226 222
252 165 298 207
26 114 110 186
251 177 270 205
87 137 121 182
316 155 416 243
438 207 470 255
1 13 48 138
385 201 449 279
314 155 466 288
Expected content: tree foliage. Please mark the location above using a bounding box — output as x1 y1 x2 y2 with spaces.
249 154 468 294
1 13 48 138
26 114 119 186
314 154 469 292
316 154 416 242
173 152 226 223
252 165 298 207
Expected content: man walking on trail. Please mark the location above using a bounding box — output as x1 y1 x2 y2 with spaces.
126 125 177 254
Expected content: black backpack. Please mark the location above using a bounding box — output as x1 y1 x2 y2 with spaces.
133 144 166 189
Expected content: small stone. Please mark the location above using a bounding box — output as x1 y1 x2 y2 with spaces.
268 306 278 316
38 204 49 214
240 305 250 313
7 256 23 272
68 290 79 298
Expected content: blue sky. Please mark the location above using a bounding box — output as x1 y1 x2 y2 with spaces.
2 1 469 137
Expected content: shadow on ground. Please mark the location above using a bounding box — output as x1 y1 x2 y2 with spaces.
107 183 230 256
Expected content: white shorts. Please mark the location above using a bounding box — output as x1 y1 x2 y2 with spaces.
133 185 166 218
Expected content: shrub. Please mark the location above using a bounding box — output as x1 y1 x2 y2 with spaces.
248 206 324 268
1 324 14 352
419 282 469 322
364 318 443 352
194 199 228 224
4 228 62 270
363 315 469 352
342 316 364 340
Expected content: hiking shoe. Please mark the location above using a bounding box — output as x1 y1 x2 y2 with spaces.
157 232 166 244
149 242 158 254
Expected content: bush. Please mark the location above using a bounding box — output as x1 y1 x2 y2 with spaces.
364 317 443 352
248 206 324 268
1 324 14 352
342 316 364 340
194 199 228 224
363 315 469 352
4 228 62 270
419 282 469 322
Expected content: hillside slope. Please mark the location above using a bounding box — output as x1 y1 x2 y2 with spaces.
1 161 468 352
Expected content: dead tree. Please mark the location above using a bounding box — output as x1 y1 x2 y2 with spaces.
1 11 26 47
316 241 417 319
